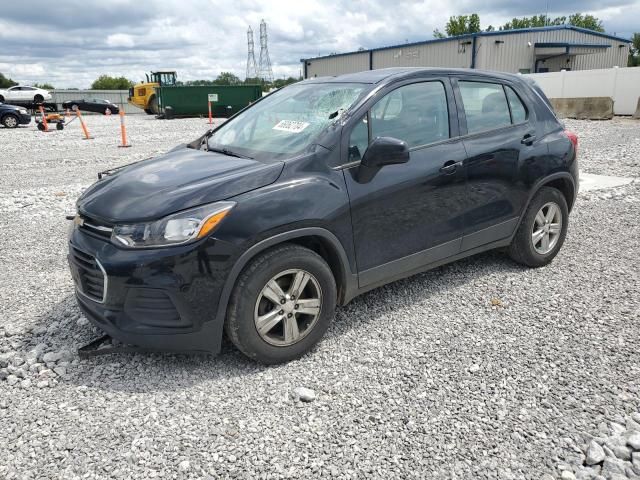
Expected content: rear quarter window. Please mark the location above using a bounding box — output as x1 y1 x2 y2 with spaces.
505 86 527 124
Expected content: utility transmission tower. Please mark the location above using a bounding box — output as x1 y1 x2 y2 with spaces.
246 26 258 80
258 19 274 83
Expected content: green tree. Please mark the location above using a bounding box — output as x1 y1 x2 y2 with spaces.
181 80 217 86
434 14 481 38
567 13 604 32
271 77 301 89
91 75 135 90
0 72 18 88
33 82 54 90
500 13 604 32
629 32 640 67
213 72 241 85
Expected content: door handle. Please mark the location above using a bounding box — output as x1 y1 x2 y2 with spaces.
521 133 536 145
439 160 460 175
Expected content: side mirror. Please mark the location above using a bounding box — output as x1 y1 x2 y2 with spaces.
357 136 409 183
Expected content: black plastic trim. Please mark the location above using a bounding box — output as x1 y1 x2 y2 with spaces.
214 227 357 327
359 237 461 288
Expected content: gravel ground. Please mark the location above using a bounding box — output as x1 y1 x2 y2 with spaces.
0 115 639 479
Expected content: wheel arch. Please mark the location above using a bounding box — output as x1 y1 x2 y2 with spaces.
527 172 576 213
215 228 357 329
512 172 576 236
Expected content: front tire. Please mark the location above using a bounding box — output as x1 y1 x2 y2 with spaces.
0 95 5 102
225 244 337 364
2 114 19 128
509 187 569 267
34 94 44 103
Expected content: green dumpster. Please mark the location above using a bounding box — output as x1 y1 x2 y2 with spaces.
156 85 262 117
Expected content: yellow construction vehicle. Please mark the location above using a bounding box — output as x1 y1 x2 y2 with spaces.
128 71 177 115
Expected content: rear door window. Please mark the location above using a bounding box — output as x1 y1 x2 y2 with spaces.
459 81 511 134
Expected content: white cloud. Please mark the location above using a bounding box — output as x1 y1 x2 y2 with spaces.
106 33 136 48
0 0 637 88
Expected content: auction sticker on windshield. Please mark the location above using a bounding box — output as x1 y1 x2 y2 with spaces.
273 120 310 133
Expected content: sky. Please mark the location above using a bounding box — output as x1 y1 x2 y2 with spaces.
0 0 637 88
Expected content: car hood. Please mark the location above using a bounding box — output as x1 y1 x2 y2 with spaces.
0 103 25 110
77 147 284 223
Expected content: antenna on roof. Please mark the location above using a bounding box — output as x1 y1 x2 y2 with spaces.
545 1 549 26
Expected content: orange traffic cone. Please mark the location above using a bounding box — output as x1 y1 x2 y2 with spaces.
76 110 93 140
118 109 130 148
38 105 49 132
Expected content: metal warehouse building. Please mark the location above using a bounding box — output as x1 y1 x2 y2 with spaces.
301 25 631 78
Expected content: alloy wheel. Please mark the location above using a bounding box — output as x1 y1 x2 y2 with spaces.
4 116 18 128
254 269 322 346
531 201 562 255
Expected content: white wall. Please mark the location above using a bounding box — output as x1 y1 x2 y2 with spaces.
524 67 640 115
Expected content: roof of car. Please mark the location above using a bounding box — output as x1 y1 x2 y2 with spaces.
300 67 523 85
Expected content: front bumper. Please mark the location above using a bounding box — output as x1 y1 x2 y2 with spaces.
68 225 240 354
18 113 31 125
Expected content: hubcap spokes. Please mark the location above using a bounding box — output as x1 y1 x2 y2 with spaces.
532 202 562 255
254 269 322 346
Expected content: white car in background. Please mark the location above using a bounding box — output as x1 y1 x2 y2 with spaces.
0 86 52 103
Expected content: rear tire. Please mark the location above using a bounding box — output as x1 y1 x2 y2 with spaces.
56 122 64 130
2 114 19 128
0 95 5 102
225 244 337 364
509 187 568 267
144 108 153 115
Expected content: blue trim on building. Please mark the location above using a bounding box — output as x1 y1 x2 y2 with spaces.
299 25 631 63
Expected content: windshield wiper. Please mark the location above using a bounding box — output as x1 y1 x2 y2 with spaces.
208 147 253 159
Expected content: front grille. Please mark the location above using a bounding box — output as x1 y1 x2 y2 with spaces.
78 215 113 240
69 245 107 303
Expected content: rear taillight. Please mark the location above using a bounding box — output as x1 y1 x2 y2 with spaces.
564 130 578 151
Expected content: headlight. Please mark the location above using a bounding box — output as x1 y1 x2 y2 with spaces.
112 201 235 248
18 108 28 114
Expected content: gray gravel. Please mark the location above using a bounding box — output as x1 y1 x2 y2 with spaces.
1 115 639 479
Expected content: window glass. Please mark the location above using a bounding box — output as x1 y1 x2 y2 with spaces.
348 115 369 162
459 81 511 133
207 82 368 161
370 82 449 148
505 86 527 124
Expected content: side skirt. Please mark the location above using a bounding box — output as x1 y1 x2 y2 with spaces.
344 236 513 304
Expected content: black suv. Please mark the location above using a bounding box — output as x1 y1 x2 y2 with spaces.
68 68 578 363
0 102 31 128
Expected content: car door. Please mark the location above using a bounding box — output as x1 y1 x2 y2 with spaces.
341 78 467 288
6 87 21 101
453 77 547 251
86 100 99 113
19 87 34 101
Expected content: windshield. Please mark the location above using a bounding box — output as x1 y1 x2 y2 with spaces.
207 82 369 161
